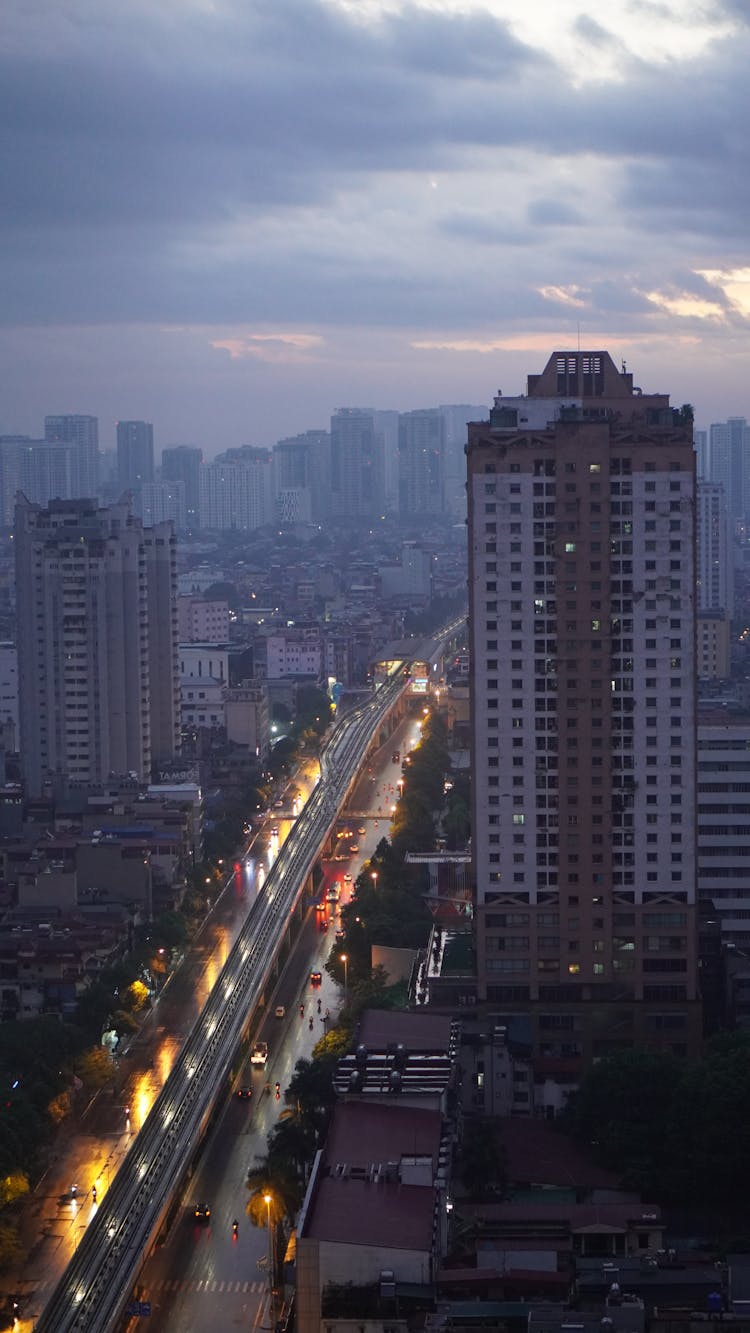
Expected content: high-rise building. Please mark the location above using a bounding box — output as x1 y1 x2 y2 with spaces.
374 410 400 511
330 409 384 518
398 409 445 515
199 448 273 530
273 430 331 523
468 351 701 1076
44 414 99 498
15 496 180 797
697 481 732 615
707 416 750 527
696 482 732 681
140 480 187 530
441 403 488 517
117 420 155 494
161 445 203 528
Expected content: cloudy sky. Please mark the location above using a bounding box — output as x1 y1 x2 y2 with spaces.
2 0 749 452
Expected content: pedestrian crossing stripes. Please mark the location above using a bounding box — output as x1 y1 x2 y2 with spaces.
148 1278 266 1295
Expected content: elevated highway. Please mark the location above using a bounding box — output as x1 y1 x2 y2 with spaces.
35 669 412 1332
35 616 466 1332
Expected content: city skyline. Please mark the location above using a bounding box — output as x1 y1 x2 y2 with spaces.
2 0 750 447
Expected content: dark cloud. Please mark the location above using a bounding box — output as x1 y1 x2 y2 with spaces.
1 0 749 343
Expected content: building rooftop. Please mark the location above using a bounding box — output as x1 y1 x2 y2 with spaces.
324 1101 442 1171
498 1117 621 1191
305 1175 435 1251
357 1009 457 1053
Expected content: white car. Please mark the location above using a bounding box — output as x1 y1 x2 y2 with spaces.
250 1041 268 1067
274 1005 286 1019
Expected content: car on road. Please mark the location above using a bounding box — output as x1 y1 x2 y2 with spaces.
326 884 340 903
270 826 279 837
310 970 322 986
275 1004 286 1019
392 750 400 763
250 1041 268 1066
335 929 345 944
344 873 353 883
236 1086 253 1100
349 844 359 854
194 1203 211 1223
357 826 366 836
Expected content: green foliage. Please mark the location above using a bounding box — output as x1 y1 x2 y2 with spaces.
0 1172 29 1208
459 1121 508 1200
563 1037 750 1217
0 1221 23 1271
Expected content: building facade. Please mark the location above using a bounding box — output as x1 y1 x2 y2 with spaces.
330 409 385 518
160 445 202 528
117 420 155 494
468 351 700 1067
15 496 179 797
697 711 750 951
198 449 273 530
398 408 445 515
44 414 99 498
708 417 750 528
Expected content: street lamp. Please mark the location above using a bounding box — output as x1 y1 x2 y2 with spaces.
264 1193 274 1304
371 871 378 891
340 953 348 1005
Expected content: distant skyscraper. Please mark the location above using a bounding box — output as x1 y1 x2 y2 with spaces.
697 481 733 615
694 429 708 479
708 416 750 527
468 350 701 1071
374 410 400 511
441 403 488 516
274 430 330 522
117 420 154 494
0 437 32 525
140 480 186 530
199 448 273 530
15 496 180 796
330 409 384 517
696 481 733 682
398 408 445 515
44 414 99 498
161 445 203 528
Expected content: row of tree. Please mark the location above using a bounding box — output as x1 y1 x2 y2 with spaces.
562 1032 750 1221
243 710 458 1260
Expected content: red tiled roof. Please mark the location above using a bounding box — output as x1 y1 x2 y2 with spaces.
306 1177 434 1251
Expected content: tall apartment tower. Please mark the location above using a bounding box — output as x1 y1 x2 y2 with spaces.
330 409 385 517
44 414 99 498
15 496 180 797
199 448 274 530
274 430 331 523
398 408 445 515
468 351 701 1075
697 482 733 615
708 417 750 528
161 445 202 528
117 420 155 493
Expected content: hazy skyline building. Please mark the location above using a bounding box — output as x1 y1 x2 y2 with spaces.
160 445 203 528
330 408 385 518
707 416 750 528
44 414 99 499
398 408 445 515
199 448 274 530
117 419 155 494
273 430 331 523
15 495 180 797
467 350 700 1076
